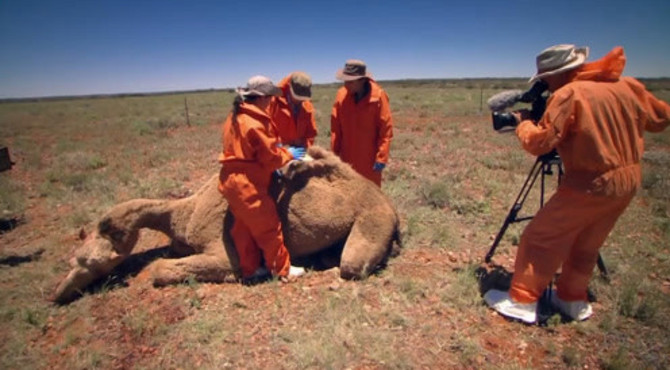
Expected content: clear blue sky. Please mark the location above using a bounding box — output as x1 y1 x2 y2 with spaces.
1 0 668 98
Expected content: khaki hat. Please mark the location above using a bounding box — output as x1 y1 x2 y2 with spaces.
335 59 372 81
529 44 589 83
236 75 282 97
289 72 312 101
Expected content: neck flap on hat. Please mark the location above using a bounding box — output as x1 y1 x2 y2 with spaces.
572 46 626 82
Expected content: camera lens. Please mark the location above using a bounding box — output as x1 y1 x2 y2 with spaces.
492 112 518 131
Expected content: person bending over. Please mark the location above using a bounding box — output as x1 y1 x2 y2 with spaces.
270 71 318 149
218 76 306 283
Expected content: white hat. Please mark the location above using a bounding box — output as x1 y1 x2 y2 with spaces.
529 44 589 83
236 75 282 97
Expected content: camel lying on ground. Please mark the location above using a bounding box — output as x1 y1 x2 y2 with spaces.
53 146 401 304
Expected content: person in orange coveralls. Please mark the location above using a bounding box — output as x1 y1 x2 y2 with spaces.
218 76 306 284
331 60 393 187
270 71 318 148
484 45 670 324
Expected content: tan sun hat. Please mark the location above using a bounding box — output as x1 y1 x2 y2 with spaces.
335 59 372 81
236 75 282 97
529 44 589 83
289 72 312 101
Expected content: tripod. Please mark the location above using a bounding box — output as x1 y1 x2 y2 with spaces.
484 151 609 280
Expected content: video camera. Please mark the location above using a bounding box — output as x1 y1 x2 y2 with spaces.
487 80 549 131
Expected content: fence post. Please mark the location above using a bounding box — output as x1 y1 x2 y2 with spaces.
184 97 191 127
480 86 483 113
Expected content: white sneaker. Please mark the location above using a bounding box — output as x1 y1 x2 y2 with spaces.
483 289 537 324
550 292 592 321
288 265 306 278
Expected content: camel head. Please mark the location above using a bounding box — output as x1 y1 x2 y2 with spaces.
52 219 138 304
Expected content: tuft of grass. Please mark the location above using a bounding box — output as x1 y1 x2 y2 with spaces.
561 346 581 368
121 307 152 337
440 264 485 309
421 181 452 209
616 279 661 324
0 176 26 216
599 346 630 370
397 277 427 303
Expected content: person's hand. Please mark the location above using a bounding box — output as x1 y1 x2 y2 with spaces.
287 146 306 160
373 162 386 172
512 109 532 124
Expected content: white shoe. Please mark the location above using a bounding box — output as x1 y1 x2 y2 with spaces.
288 265 306 278
550 292 592 321
483 289 537 324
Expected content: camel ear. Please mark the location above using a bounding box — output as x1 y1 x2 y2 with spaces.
78 228 87 241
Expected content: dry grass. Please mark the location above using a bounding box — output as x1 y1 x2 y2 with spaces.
1 79 669 369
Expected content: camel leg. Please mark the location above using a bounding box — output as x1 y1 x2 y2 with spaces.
145 244 237 286
339 212 395 280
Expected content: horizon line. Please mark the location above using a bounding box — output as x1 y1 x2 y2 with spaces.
2 76 669 102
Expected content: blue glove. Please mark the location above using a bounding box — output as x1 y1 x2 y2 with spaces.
373 162 386 172
287 146 306 160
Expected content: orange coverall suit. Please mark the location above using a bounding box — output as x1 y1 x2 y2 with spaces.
331 79 393 187
510 47 670 303
218 102 294 278
269 76 318 148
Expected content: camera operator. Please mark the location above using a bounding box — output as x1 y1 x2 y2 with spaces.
484 44 670 324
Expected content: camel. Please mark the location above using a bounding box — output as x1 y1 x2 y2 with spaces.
53 146 401 304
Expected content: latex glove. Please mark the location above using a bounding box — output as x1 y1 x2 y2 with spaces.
287 146 306 160
373 162 386 172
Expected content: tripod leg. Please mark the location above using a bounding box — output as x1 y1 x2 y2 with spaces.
485 211 516 263
596 253 609 281
484 159 544 263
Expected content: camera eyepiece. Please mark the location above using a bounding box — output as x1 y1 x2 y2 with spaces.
519 80 548 103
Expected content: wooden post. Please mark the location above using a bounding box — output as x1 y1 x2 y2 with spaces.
480 86 483 113
184 97 191 127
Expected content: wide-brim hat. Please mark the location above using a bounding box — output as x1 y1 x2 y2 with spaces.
289 71 312 101
236 75 282 97
336 59 372 81
529 44 589 83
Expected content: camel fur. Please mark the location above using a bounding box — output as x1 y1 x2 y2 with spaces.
53 146 401 304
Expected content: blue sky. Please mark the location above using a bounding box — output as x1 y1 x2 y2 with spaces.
1 0 669 98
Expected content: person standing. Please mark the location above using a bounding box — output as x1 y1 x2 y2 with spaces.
270 71 318 148
484 45 670 323
218 75 306 283
331 60 393 187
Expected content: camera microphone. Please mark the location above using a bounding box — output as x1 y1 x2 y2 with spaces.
486 89 524 112
486 81 549 112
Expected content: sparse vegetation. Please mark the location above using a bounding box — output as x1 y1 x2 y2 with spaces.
0 79 669 368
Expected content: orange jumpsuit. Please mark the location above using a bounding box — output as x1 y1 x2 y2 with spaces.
269 76 318 148
510 47 670 303
218 102 294 278
331 79 393 186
